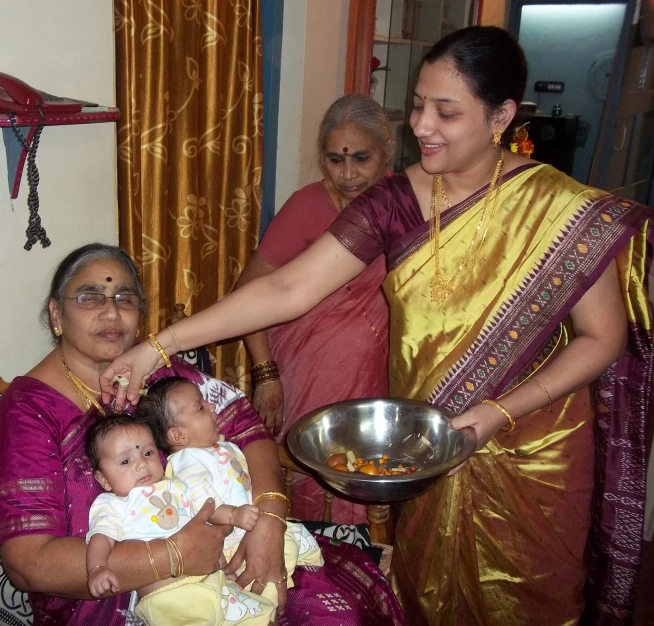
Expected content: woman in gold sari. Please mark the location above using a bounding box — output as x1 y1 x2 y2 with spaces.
102 27 653 625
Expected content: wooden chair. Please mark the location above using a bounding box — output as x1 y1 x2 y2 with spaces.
277 443 395 545
0 377 9 395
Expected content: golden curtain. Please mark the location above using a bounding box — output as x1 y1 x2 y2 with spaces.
114 0 262 391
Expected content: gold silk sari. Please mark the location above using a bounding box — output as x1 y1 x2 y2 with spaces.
385 165 653 625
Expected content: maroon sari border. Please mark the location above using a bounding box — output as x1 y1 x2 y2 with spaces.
497 206 651 394
387 163 539 270
428 197 651 411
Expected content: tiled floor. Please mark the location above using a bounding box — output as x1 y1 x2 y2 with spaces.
635 538 654 625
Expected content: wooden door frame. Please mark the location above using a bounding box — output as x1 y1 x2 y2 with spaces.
344 0 484 95
344 0 376 94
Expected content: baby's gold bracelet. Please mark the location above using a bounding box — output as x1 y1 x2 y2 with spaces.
87 564 106 579
481 399 515 432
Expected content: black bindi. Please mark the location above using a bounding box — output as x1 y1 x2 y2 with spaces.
136 445 139 449
106 276 112 282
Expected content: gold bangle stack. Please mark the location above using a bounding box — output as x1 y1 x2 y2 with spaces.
481 398 515 432
259 511 287 530
528 378 553 412
164 538 184 577
145 541 161 581
251 360 280 387
148 333 172 369
253 491 290 510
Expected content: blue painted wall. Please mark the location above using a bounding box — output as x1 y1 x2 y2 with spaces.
261 0 284 237
518 3 626 183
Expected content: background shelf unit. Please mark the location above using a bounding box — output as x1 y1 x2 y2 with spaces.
371 0 478 171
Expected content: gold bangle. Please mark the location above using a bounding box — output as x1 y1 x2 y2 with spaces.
253 491 290 508
259 511 287 529
166 538 184 577
148 333 172 368
167 325 181 354
251 360 277 373
229 505 235 526
87 564 106 578
528 378 552 412
164 539 180 577
145 541 160 581
164 539 177 577
481 399 515 432
253 376 281 387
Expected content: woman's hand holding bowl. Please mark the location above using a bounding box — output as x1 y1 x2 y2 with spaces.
253 379 284 436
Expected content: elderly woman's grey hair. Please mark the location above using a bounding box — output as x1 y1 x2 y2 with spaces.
41 243 146 342
318 93 394 165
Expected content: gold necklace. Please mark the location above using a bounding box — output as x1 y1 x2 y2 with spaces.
60 351 105 415
336 191 348 211
430 149 505 303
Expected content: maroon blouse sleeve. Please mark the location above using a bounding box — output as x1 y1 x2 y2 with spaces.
328 172 420 264
0 381 68 544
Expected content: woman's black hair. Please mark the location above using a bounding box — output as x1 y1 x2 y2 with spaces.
421 26 528 146
134 377 189 454
42 243 146 342
85 414 152 471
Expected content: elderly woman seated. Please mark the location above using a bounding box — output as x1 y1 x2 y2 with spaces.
0 243 404 626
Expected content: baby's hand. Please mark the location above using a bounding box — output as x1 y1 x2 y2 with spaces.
88 566 120 597
232 504 259 531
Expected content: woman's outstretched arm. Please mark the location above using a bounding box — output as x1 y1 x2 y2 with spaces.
102 233 366 406
235 251 285 434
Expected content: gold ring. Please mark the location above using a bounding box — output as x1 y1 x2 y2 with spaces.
255 573 288 586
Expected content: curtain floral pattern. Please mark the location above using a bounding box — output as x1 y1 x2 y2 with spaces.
114 0 262 392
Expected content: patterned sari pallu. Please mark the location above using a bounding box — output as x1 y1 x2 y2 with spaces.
382 165 653 625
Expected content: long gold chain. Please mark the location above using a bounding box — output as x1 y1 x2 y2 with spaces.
336 191 348 211
430 149 505 303
60 351 105 415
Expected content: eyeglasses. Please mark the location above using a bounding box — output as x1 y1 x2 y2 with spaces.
66 293 142 310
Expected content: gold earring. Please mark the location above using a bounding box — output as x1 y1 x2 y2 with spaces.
492 130 502 148
136 329 140 339
53 327 62 337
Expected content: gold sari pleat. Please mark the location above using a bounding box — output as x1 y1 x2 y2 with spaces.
386 165 653 625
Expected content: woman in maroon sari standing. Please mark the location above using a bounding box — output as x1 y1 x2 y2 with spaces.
237 94 391 524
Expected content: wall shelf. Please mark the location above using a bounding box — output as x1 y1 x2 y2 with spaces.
373 35 434 47
0 106 119 128
372 0 479 171
1 106 120 200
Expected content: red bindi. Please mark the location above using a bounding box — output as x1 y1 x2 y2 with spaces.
342 147 348 153
106 276 112 282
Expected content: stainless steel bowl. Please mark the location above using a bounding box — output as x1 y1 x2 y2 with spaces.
287 398 477 502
